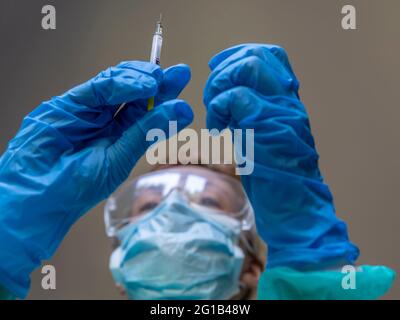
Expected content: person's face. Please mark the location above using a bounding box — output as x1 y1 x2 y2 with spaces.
117 165 263 299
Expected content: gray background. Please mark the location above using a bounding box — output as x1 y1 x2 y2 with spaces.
0 0 398 299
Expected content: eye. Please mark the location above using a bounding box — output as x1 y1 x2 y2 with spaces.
198 196 222 210
138 201 159 214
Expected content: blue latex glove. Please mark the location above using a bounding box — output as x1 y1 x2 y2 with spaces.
203 44 360 269
0 61 193 298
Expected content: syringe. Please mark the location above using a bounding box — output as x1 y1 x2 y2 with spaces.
147 14 163 110
114 15 164 117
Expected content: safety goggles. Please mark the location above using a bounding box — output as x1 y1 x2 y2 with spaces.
104 166 255 238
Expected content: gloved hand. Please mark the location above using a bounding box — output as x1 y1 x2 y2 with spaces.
0 61 193 298
203 44 359 269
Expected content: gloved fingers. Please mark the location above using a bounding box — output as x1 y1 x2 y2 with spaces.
26 63 162 144
209 44 291 78
209 44 299 85
207 86 306 131
155 64 191 104
204 56 294 106
66 61 163 108
208 43 273 69
34 62 189 139
108 62 190 107
209 43 295 77
206 44 299 97
108 99 193 173
206 86 263 131
113 64 192 132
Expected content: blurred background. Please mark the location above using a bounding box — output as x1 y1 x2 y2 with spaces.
0 0 398 299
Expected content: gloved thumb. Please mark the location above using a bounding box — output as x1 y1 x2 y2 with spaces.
108 99 193 178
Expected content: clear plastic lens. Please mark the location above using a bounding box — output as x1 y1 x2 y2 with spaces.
104 167 254 237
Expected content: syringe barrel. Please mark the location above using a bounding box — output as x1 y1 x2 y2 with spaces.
150 33 163 65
